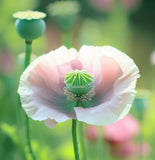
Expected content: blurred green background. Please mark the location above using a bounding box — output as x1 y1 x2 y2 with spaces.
0 0 155 159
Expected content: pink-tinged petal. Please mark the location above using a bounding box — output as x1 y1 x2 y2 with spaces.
44 119 57 129
99 56 123 93
78 45 122 93
101 46 140 118
18 46 79 127
78 46 103 91
75 45 140 125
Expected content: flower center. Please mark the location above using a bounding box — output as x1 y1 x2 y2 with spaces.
64 70 95 102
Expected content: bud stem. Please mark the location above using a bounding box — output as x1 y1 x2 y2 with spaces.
24 40 32 68
24 40 37 160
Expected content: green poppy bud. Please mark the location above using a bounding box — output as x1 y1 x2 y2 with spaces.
13 10 46 40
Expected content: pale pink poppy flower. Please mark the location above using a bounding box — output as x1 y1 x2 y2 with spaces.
18 45 139 128
103 114 140 145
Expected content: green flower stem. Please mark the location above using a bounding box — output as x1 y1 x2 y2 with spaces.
25 114 36 160
79 122 86 160
72 101 80 160
24 40 36 160
72 119 80 160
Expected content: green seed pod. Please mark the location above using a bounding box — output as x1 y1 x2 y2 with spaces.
15 19 45 40
64 70 93 95
13 10 46 40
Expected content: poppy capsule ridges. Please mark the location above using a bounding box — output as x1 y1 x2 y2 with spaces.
64 70 94 95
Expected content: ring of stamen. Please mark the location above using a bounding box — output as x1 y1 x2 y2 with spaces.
64 70 95 102
64 87 95 102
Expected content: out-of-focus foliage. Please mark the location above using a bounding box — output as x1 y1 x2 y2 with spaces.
130 0 155 28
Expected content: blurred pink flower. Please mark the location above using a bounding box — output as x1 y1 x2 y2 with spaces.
0 48 14 75
103 114 140 145
111 141 136 158
89 0 114 12
111 141 150 158
89 0 140 11
137 142 151 156
121 0 140 10
85 125 98 141
18 45 139 128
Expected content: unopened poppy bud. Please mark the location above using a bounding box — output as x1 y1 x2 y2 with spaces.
13 10 46 40
64 70 93 95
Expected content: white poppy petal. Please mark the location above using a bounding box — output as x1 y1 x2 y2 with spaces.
18 46 78 125
78 45 103 90
44 119 57 129
75 45 140 126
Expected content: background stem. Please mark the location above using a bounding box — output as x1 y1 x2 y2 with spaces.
24 40 36 160
79 122 86 160
62 30 72 48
